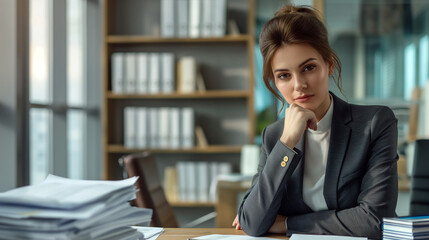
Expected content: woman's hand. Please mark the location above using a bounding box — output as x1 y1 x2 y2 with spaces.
268 215 287 233
280 103 317 149
232 215 241 230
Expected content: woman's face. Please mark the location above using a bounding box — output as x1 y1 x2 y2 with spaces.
271 43 333 120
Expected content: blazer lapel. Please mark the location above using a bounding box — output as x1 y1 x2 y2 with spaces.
324 93 352 210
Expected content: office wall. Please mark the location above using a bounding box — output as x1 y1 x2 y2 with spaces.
0 0 17 191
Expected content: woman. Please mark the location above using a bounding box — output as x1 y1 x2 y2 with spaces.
233 5 398 239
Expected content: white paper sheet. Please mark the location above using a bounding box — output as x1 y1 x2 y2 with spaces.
0 174 138 209
133 226 164 239
0 201 105 219
189 234 280 240
290 234 367 240
0 189 136 220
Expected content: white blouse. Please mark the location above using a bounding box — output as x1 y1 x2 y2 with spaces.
302 95 333 211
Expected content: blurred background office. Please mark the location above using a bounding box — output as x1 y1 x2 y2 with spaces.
1 0 429 227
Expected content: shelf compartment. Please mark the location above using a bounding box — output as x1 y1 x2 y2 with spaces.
107 145 242 154
106 35 251 44
106 90 250 99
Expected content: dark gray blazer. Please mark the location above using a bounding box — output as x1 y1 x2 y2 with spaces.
238 93 398 239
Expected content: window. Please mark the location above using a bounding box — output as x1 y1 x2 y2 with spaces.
419 35 429 87
29 0 51 184
404 43 416 100
28 0 101 184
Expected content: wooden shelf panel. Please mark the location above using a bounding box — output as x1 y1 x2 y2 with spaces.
106 90 249 99
107 145 242 154
106 35 251 44
169 201 216 207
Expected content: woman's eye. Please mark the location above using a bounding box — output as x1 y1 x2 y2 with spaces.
277 73 290 79
303 64 316 72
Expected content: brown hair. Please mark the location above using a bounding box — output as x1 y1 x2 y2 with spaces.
259 5 342 106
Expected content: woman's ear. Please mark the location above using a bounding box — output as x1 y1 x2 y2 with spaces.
329 59 335 76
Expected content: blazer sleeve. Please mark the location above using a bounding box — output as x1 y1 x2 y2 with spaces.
238 126 303 236
286 107 398 239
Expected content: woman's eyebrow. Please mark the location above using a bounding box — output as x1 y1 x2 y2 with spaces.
274 58 317 72
299 58 316 67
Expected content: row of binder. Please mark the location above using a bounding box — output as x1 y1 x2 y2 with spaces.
124 107 195 149
111 52 201 94
161 0 227 38
111 52 174 94
164 161 232 203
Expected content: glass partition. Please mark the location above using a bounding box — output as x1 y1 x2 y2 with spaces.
325 0 429 143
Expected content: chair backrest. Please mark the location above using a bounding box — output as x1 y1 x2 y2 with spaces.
122 152 178 227
410 139 429 216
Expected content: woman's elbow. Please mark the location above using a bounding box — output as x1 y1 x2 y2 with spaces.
241 225 266 237
238 215 263 236
239 215 269 237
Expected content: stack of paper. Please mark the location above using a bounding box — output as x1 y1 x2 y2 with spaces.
0 175 153 240
383 216 429 239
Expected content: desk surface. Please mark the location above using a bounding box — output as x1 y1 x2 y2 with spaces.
157 228 289 240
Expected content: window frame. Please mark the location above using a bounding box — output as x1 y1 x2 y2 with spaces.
17 0 101 186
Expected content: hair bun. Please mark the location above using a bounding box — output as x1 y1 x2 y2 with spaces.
274 5 320 19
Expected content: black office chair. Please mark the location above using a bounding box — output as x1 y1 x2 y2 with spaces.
119 152 179 227
410 139 429 215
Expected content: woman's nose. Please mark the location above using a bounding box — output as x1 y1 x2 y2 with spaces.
294 75 307 91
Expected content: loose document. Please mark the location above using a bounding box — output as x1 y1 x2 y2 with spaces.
290 234 367 240
0 174 153 240
133 226 164 240
189 234 368 240
188 235 279 240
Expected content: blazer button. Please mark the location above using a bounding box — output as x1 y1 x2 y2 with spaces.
281 161 286 167
283 156 289 162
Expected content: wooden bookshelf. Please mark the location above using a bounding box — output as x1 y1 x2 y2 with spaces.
106 90 250 99
107 35 251 44
107 145 242 154
102 0 255 207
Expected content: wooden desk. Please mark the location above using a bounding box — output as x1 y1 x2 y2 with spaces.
157 228 289 240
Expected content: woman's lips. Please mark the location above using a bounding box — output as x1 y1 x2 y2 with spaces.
295 95 313 103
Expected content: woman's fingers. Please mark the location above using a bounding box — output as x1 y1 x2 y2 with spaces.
232 215 241 230
281 104 317 148
306 116 318 131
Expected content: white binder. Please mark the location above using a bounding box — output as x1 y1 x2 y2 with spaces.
136 53 149 94
125 53 136 93
111 53 124 94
